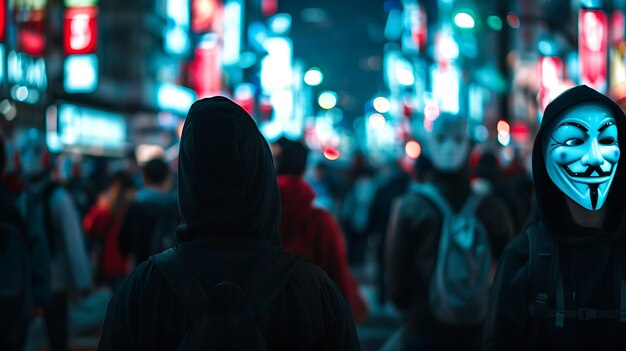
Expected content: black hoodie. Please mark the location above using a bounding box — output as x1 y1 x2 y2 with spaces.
484 85 626 350
98 97 361 351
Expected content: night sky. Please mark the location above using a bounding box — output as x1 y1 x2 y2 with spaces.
278 1 388 123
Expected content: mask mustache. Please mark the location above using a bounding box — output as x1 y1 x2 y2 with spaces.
563 164 612 177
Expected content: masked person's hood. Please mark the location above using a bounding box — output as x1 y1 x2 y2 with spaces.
176 97 281 246
532 85 626 244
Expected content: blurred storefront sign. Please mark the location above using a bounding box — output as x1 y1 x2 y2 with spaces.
537 56 563 113
7 50 46 103
164 0 191 56
191 34 222 98
579 9 608 93
46 102 129 157
64 6 97 55
12 0 47 57
63 4 98 93
191 0 220 33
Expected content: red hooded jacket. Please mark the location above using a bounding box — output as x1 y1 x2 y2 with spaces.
277 175 368 323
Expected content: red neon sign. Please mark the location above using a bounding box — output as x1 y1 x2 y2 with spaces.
191 37 222 99
612 10 625 44
0 0 5 41
579 9 608 93
64 6 98 55
537 56 563 112
18 29 46 56
192 0 218 33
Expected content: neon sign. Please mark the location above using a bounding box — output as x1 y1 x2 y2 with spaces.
579 9 608 93
64 6 98 55
7 50 47 90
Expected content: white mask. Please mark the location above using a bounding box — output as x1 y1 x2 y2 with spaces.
429 116 470 172
544 103 619 210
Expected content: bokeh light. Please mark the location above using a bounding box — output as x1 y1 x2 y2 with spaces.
373 96 391 113
368 113 386 130
454 10 475 29
318 91 337 109
405 140 422 159
304 67 323 86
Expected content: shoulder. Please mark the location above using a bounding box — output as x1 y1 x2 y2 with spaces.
394 190 438 218
500 230 531 263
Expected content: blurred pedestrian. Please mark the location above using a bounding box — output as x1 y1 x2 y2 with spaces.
367 155 411 306
0 133 30 351
17 129 92 351
273 136 368 324
484 85 626 350
342 153 376 265
98 97 360 350
385 114 513 350
83 171 136 291
118 157 178 265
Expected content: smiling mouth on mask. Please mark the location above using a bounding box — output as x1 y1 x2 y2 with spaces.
562 164 612 178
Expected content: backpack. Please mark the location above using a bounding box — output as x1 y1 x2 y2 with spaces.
150 247 306 350
526 223 626 329
411 183 492 326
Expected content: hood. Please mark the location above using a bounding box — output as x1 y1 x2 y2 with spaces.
532 85 626 244
277 175 316 226
176 96 281 246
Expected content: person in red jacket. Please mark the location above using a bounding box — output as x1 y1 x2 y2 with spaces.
83 171 136 290
273 137 368 324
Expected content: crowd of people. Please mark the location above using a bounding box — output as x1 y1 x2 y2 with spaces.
1 86 625 350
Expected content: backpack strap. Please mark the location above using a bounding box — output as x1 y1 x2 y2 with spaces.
528 227 626 327
409 183 453 217
150 248 213 320
527 224 560 322
460 192 484 216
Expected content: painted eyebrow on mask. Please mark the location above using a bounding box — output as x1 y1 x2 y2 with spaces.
560 121 588 132
598 121 615 133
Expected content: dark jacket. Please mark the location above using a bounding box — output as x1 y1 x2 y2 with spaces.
386 168 514 337
98 97 361 351
277 174 368 323
484 85 626 350
118 188 178 264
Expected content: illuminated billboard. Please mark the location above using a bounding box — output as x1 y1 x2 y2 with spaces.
64 6 98 55
46 103 128 156
0 0 5 41
579 9 608 93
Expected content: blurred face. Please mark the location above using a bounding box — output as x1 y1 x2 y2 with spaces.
429 127 470 172
544 103 619 210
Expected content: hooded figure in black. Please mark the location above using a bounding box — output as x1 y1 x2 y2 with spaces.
484 85 626 350
98 97 361 350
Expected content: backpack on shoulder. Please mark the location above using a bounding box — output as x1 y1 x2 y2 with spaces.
411 183 492 326
526 223 626 329
150 248 306 351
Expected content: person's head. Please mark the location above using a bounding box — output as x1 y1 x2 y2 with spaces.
18 128 53 181
142 158 171 189
427 113 471 173
542 102 619 211
273 137 309 176
176 96 280 245
533 85 626 233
